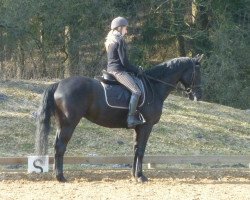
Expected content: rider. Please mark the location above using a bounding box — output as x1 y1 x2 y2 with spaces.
105 16 144 128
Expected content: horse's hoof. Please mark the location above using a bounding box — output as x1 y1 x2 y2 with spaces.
56 175 67 183
137 175 148 183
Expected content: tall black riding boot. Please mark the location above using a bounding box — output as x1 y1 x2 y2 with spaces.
127 94 145 128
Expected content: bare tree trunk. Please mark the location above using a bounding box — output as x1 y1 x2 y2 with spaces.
197 6 209 29
64 21 80 78
176 35 186 56
16 40 25 79
191 0 210 55
184 0 194 25
39 22 47 78
0 30 4 78
174 0 194 57
192 0 209 29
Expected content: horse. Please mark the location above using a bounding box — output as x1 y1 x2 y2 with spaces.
35 54 203 182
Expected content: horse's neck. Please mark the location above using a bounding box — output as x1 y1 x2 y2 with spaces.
149 64 186 101
156 76 179 101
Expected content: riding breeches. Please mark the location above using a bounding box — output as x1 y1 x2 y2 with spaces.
108 71 141 96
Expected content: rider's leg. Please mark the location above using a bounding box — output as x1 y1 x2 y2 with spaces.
127 93 144 128
109 70 144 128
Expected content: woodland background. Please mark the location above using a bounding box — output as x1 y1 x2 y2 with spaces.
0 0 249 109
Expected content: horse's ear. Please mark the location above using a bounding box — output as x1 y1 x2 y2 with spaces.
194 54 200 59
194 54 204 64
198 54 204 62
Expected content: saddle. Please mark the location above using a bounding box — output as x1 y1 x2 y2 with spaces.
95 70 145 109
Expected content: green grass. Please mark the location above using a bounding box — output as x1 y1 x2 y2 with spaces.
0 79 249 158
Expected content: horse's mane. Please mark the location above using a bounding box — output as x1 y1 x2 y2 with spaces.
145 57 193 78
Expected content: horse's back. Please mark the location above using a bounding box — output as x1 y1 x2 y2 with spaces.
55 76 101 96
54 76 103 118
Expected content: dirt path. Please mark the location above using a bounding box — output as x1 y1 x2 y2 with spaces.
0 169 250 200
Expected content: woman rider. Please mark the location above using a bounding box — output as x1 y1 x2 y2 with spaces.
105 16 144 128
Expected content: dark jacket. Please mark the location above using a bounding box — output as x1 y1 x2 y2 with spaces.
107 37 138 74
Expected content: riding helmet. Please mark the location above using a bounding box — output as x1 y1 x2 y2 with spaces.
111 17 128 30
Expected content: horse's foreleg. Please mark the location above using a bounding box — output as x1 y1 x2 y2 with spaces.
132 124 152 183
54 125 75 182
132 133 138 178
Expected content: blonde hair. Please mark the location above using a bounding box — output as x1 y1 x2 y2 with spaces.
104 30 122 51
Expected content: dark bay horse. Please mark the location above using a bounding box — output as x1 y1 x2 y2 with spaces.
35 55 203 182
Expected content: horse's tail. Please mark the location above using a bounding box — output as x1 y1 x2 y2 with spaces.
35 82 59 155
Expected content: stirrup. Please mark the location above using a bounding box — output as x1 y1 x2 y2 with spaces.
138 113 146 123
127 113 146 128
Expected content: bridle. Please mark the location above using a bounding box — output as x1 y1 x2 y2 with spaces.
185 64 202 95
143 61 201 94
141 62 201 105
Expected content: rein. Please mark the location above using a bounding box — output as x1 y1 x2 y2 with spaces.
142 74 187 105
141 62 201 104
144 74 186 92
143 61 201 93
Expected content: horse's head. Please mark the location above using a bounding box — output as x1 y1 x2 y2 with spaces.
180 54 203 101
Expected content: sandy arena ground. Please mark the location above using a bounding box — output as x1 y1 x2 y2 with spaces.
0 169 250 200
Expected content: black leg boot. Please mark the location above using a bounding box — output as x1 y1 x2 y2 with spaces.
127 94 145 128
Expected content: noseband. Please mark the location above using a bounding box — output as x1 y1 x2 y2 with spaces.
185 64 202 94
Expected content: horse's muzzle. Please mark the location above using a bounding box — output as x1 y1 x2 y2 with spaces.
188 88 202 101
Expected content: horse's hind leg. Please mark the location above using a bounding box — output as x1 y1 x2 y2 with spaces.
54 122 78 182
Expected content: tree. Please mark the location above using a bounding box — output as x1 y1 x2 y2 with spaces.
0 0 249 108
